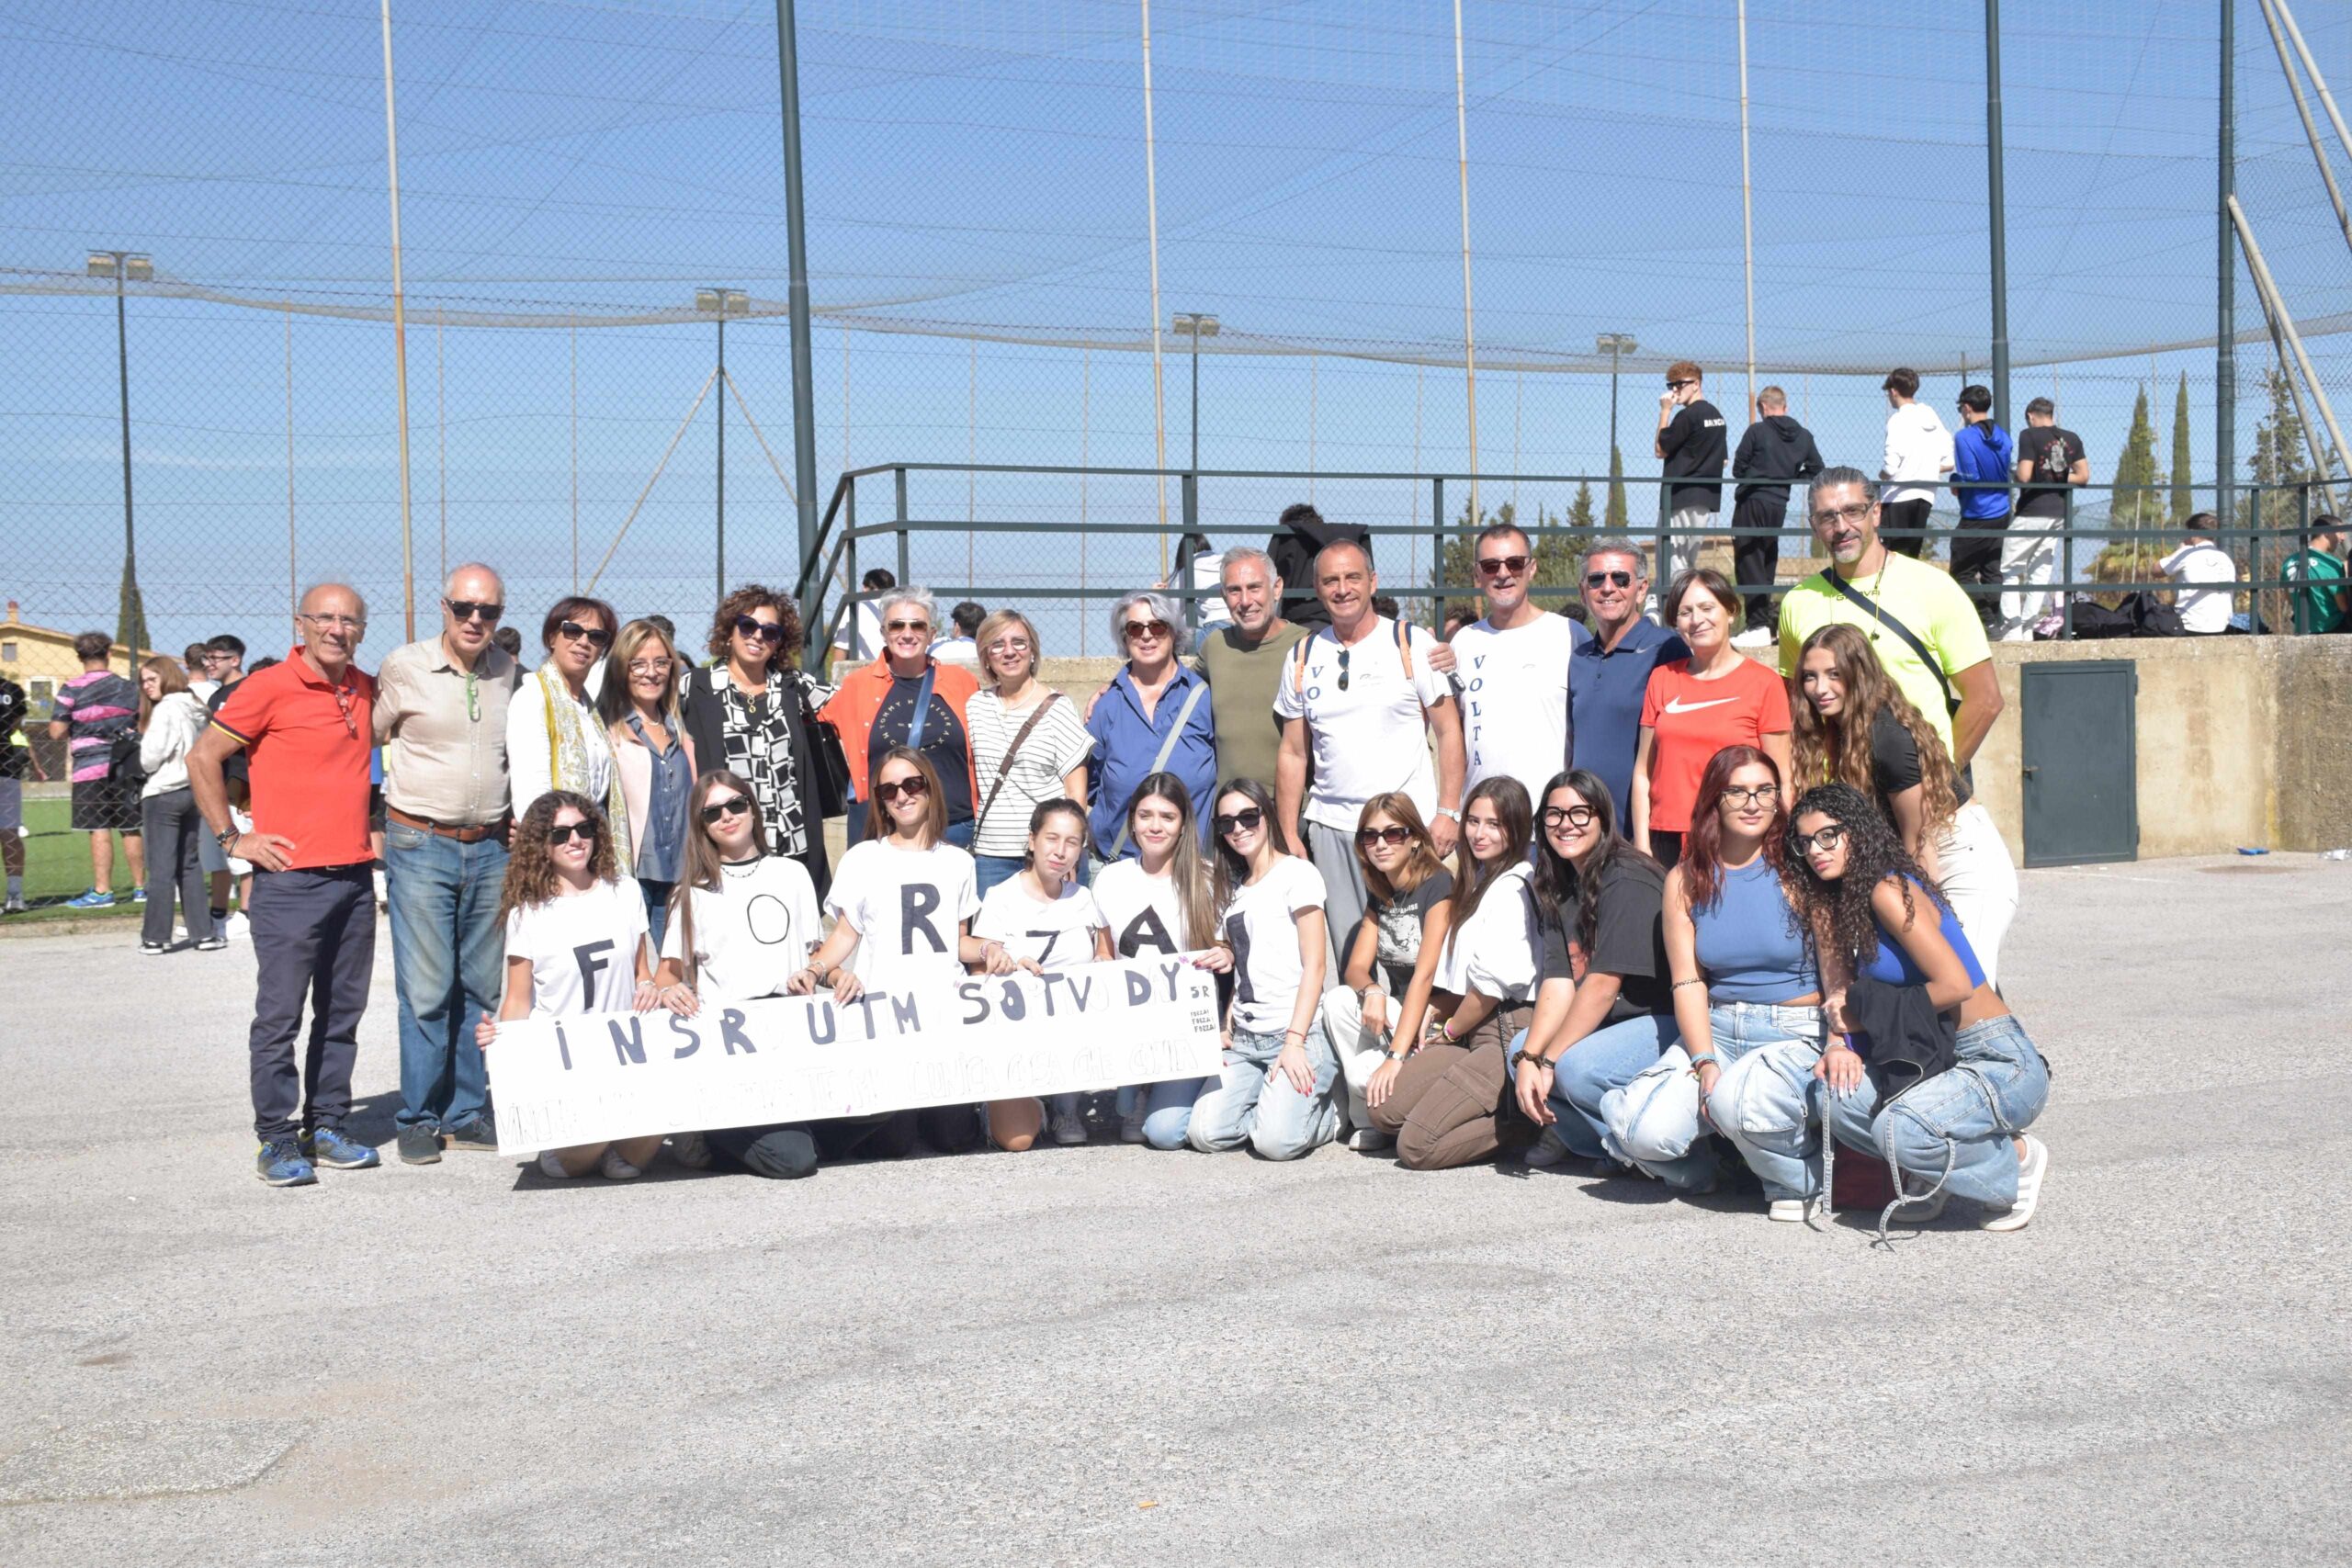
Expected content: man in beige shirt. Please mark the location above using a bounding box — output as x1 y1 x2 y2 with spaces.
373 562 522 1165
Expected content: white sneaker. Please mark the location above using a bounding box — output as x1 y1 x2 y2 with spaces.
1346 1125 1393 1152
2 896 27 915
1522 1127 1570 1168
1730 626 1773 650
669 1130 713 1169
1983 1136 2048 1232
222 912 251 942
537 1149 577 1180
598 1147 643 1180
1119 1104 1148 1144
1049 1111 1088 1146
1768 1198 1806 1223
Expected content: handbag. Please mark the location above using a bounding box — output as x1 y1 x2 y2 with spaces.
796 677 853 819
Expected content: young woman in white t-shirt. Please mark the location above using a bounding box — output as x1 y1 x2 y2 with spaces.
786 746 1016 1157
1091 772 1227 1143
1318 792 1453 1152
478 791 669 1181
970 798 1113 1150
650 768 825 1179
1160 778 1337 1160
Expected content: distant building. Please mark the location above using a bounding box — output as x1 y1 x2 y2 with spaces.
0 601 136 718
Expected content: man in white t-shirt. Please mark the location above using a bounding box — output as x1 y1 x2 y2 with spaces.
1426 520 1588 805
2160 514 2237 635
1273 538 1465 975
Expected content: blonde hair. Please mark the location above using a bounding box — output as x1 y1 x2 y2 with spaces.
973 607 1042 686
602 619 682 728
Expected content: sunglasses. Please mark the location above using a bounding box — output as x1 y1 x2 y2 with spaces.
558 619 613 649
1476 554 1532 577
734 615 785 644
1354 824 1413 848
699 795 752 825
1585 570 1634 590
1542 805 1598 829
886 617 932 635
332 682 358 739
445 598 503 624
1214 807 1265 836
875 775 930 806
547 819 596 847
1124 617 1172 641
1668 378 1696 389
1336 646 1351 693
1792 824 1849 854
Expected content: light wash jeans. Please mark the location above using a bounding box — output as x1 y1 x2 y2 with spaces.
1826 1014 2050 1210
385 822 507 1132
1156 1021 1340 1160
1621 1000 1824 1200
1542 1012 1682 1164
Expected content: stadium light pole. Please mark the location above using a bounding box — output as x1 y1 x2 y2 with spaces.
87 250 151 662
696 288 750 604
771 0 822 597
1598 331 1636 470
2219 0 2236 530
1173 312 1219 472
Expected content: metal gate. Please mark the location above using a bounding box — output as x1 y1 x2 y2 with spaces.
2020 660 2138 867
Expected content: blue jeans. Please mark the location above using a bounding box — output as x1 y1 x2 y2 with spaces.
1161 1021 1339 1160
1543 1012 1682 1164
1826 1015 2049 1210
974 854 1023 897
639 876 675 953
944 818 975 850
384 824 507 1131
1702 1002 1826 1200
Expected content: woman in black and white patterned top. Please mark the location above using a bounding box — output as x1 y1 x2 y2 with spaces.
679 584 835 900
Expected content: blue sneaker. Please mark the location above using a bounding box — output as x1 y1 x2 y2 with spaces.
300 1125 381 1170
255 1139 317 1187
65 888 115 909
131 886 147 904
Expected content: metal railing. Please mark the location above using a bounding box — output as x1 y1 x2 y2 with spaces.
792 465 2346 658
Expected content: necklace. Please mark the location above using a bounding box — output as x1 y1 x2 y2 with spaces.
720 855 763 879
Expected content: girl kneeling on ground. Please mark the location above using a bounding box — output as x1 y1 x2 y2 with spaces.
1785 783 2050 1233
1319 794 1453 1153
651 768 824 1179
481 791 670 1181
1149 778 1334 1158
971 797 1113 1150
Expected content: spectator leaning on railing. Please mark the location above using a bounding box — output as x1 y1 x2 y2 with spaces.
1949 385 2016 636
2003 398 2087 642
2281 514 2348 634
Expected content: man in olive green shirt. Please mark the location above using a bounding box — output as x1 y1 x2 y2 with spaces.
1193 547 1309 794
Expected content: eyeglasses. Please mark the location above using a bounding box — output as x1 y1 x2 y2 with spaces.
1718 784 1780 808
557 619 613 649
1791 824 1849 854
331 682 357 739
1585 570 1634 590
1214 807 1266 836
1542 805 1598 829
985 637 1032 657
698 795 752 825
1354 824 1413 848
1812 502 1875 527
874 775 930 806
1123 617 1172 641
444 599 503 624
546 820 596 847
1476 554 1532 577
298 612 365 633
628 658 674 678
734 615 785 644
885 618 931 635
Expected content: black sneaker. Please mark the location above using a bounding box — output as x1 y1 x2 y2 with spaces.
397 1124 444 1165
442 1115 497 1151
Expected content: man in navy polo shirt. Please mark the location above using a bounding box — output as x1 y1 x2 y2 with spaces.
1566 537 1689 823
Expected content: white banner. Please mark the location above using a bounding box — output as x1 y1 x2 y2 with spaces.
486 955 1225 1155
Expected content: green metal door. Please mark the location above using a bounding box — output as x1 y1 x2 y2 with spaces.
2020 660 2137 867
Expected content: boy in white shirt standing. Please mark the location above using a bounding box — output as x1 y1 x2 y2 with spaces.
1879 367 1955 559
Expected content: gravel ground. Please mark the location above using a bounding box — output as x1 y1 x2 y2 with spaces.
2 853 2347 1566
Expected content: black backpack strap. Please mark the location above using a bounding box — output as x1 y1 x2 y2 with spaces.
1822 570 1962 716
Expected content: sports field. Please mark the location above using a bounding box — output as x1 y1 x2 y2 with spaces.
9 794 144 921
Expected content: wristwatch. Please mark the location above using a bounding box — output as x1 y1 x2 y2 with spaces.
214 826 240 851
1435 805 1463 822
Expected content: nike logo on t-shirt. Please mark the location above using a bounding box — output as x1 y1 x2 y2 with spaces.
1662 695 1736 715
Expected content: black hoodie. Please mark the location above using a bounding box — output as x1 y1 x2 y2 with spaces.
1266 513 1374 629
1731 413 1826 507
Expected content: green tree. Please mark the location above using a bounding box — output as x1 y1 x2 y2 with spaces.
2251 366 2314 491
1437 498 1593 624
2169 370 2194 522
2109 384 2165 535
1605 446 1627 531
1566 479 1596 534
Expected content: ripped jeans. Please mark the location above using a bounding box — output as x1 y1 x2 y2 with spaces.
1825 1014 2050 1210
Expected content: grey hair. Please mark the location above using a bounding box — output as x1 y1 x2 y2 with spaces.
1110 589 1184 649
1219 545 1275 581
1580 536 1648 576
876 584 937 628
1805 467 1875 515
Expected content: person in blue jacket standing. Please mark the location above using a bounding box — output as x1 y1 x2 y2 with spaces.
1949 385 2016 636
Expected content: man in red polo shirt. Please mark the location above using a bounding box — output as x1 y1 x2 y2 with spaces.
188 582 383 1187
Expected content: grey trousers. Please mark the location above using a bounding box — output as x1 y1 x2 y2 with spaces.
246 863 375 1141
1305 818 1369 984
140 787 213 946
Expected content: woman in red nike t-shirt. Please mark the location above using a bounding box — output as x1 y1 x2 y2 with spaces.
1633 568 1792 870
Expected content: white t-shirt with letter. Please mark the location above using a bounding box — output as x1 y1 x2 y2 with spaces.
1271 616 1453 832
1220 854 1329 1035
1091 857 1192 957
973 875 1108 971
826 839 980 989
503 875 649 1017
660 856 823 1002
1448 612 1584 801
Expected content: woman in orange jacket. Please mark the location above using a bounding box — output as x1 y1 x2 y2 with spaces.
820 585 982 845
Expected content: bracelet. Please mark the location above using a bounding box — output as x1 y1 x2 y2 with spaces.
215 826 240 851
1671 978 1705 990
1523 1052 1554 1072
1385 1050 1410 1064
1441 1017 1459 1043
1687 1052 1719 1068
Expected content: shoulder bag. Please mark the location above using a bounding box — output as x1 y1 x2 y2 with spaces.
1106 679 1207 861
975 691 1063 841
1824 570 1962 717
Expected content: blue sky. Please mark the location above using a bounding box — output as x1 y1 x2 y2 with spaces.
3 0 2350 660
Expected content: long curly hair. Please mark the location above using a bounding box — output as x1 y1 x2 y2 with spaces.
1781 782 1945 976
1532 768 1657 960
1791 624 1962 841
1444 776 1532 958
706 583 804 672
498 790 619 925
1680 744 1790 912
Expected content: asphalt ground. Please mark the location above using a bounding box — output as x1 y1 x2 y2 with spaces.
2 852 2348 1566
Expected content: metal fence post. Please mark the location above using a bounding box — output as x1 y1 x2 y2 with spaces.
2248 485 2264 634
894 464 910 587
1431 475 1446 624
2292 483 2310 635
1654 478 1670 592
2060 486 2075 640
1180 471 1200 630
